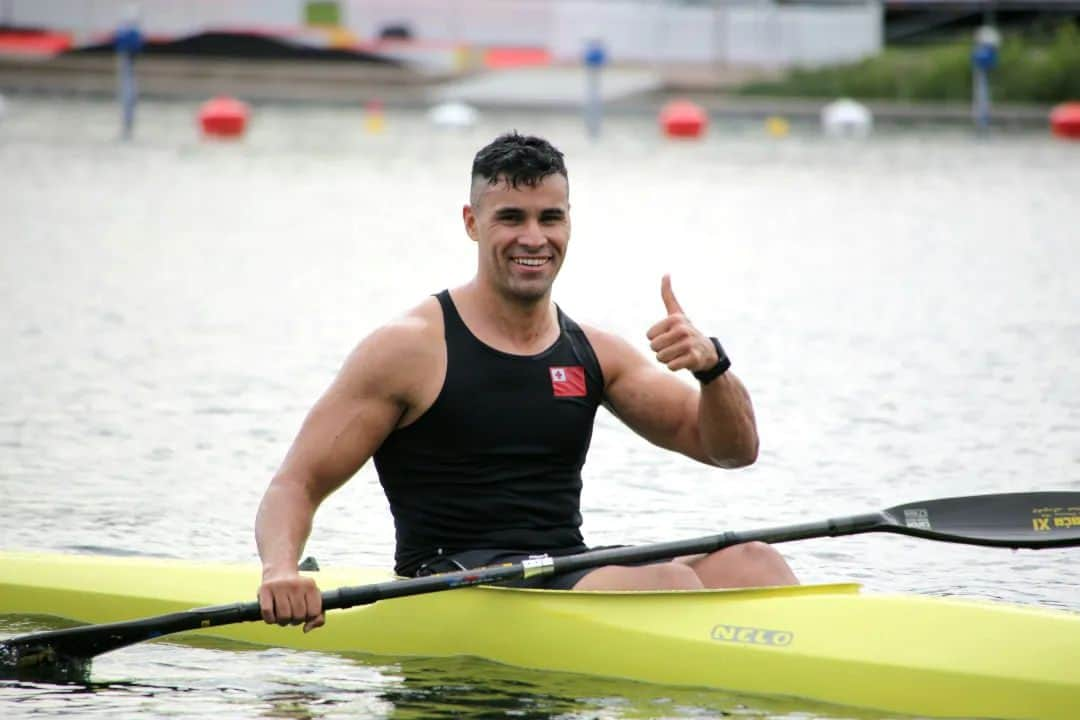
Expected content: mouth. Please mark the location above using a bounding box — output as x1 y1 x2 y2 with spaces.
511 256 551 268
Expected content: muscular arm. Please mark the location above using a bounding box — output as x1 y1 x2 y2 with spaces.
586 276 758 468
694 371 759 467
591 331 758 467
255 312 436 629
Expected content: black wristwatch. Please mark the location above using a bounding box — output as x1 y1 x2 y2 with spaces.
692 337 731 385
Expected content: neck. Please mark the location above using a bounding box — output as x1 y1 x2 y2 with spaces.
455 281 558 353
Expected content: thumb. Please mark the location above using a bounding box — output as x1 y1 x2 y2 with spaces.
661 274 683 316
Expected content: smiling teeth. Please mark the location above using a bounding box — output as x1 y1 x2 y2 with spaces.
514 258 547 266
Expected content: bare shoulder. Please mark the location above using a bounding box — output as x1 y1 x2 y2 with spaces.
578 319 695 423
577 322 651 387
370 296 442 352
336 296 444 403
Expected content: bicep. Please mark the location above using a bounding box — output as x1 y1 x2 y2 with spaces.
280 382 402 498
274 328 419 503
595 331 708 462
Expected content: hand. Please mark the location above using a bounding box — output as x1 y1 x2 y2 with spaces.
647 274 718 374
258 569 325 633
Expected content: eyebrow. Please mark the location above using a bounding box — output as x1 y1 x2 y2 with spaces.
492 206 566 219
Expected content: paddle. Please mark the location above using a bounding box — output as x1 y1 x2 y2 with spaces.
3 490 1078 682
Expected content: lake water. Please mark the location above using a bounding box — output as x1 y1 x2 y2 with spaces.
1 95 1079 719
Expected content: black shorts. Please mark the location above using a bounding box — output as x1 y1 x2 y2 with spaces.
412 548 617 590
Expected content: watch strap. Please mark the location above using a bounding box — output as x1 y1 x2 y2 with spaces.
692 337 731 385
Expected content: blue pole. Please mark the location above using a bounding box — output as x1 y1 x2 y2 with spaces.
118 52 136 140
971 26 1000 134
583 39 606 140
115 19 143 141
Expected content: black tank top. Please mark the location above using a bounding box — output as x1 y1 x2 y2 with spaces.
373 290 605 576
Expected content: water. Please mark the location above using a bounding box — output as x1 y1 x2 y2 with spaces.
1 95 1079 718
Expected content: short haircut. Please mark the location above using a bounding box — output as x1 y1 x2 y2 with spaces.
469 132 568 206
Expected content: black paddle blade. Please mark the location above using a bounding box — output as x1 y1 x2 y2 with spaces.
880 491 1080 548
0 637 91 684
0 616 167 683
0 601 263 682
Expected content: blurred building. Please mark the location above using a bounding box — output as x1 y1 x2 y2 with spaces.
3 0 884 69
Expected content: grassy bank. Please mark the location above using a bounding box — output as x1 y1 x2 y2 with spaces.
737 23 1080 104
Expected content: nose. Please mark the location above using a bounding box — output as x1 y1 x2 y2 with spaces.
517 219 546 248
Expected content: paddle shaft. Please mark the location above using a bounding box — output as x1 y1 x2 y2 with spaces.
0 511 884 668
321 512 886 609
5 491 1078 670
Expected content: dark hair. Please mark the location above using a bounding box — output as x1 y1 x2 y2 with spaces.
470 132 568 202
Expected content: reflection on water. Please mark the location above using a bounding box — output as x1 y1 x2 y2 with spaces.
2 95 1079 718
0 627 892 720
375 655 884 720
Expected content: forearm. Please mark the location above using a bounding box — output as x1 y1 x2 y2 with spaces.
697 372 759 468
255 476 319 578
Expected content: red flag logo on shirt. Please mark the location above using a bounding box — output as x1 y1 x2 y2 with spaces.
549 366 586 397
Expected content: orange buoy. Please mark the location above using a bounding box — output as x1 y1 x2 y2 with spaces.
1049 102 1080 140
660 100 707 139
198 96 249 139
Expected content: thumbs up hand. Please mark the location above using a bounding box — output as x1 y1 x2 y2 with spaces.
647 275 719 374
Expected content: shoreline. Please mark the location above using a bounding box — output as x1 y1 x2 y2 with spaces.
0 54 1056 127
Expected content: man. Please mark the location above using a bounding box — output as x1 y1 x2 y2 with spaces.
256 132 797 632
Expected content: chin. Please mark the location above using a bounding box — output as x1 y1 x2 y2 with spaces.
502 278 552 304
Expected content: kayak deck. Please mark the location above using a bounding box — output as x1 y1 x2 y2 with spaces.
1 551 1078 720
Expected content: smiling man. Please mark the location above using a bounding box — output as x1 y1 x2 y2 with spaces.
255 132 797 632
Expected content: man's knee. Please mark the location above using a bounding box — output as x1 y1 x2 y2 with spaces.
721 541 786 565
695 541 799 587
648 561 705 590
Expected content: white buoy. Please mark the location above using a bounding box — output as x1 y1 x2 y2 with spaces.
427 101 479 129
821 98 873 139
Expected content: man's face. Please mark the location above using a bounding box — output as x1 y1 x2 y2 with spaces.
463 173 570 304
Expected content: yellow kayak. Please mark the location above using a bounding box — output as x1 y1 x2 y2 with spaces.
1 550 1078 720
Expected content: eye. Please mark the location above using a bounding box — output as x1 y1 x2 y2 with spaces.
495 210 524 224
540 211 565 224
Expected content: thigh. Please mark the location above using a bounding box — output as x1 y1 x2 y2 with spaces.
571 562 704 591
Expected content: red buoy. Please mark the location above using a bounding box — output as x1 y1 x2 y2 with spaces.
198 96 249 139
660 100 707 139
1049 102 1080 140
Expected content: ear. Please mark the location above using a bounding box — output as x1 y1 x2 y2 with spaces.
462 204 478 242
